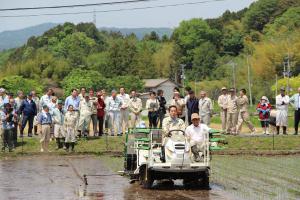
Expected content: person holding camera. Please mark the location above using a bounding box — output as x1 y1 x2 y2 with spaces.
1 103 17 152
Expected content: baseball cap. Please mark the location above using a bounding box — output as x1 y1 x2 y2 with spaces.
191 113 200 120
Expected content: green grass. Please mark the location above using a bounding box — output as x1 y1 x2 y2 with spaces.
1 134 300 158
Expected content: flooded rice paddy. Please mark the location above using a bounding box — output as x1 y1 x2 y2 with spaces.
0 155 299 200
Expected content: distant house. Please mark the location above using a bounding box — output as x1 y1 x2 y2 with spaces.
140 79 179 103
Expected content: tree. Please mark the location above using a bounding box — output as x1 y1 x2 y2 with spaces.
242 0 279 32
62 69 107 96
0 75 43 95
190 42 219 80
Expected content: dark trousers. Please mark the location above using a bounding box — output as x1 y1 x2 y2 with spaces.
98 116 104 136
21 115 34 135
158 111 165 128
148 112 158 128
295 109 300 134
2 129 14 151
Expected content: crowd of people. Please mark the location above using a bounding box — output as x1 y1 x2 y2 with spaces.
0 84 299 153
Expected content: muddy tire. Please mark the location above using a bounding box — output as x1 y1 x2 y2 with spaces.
139 166 154 189
200 170 210 189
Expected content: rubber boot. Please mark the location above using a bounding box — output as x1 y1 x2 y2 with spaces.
34 126 38 135
71 142 75 152
283 126 287 135
55 138 60 150
62 138 66 150
65 143 70 152
276 126 280 135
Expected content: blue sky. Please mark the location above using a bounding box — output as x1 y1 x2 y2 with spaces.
0 0 256 31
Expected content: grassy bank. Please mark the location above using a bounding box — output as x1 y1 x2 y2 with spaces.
1 134 300 158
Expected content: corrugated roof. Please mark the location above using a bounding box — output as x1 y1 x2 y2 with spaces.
143 78 172 88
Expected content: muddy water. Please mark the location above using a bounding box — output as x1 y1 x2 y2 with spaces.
2 155 299 200
0 156 232 200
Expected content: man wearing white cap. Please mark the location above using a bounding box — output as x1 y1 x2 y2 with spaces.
218 87 228 132
198 91 213 125
185 113 211 162
276 87 289 135
226 88 238 134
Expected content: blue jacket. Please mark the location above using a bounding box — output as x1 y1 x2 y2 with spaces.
19 99 37 116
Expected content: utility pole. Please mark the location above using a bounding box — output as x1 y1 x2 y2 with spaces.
246 55 253 107
230 61 236 90
287 53 291 95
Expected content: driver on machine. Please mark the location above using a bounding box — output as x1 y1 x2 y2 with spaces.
161 105 186 162
185 113 211 162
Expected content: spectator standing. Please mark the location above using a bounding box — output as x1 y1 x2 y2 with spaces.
78 94 93 137
52 100 65 149
39 88 53 110
218 87 228 133
108 90 123 136
276 87 290 135
118 87 130 134
101 89 110 134
19 93 37 137
226 88 238 135
198 91 213 125
128 90 142 128
8 98 18 147
31 90 40 135
78 87 87 102
186 91 199 125
1 103 17 152
37 105 52 152
146 92 159 128
157 90 167 128
236 89 255 134
256 96 272 135
96 91 105 136
289 87 300 135
184 87 192 125
64 105 77 152
89 89 98 136
169 91 186 120
64 89 80 134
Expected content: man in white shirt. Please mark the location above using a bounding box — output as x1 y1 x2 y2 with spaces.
276 87 289 135
108 90 123 136
39 88 53 110
185 113 210 162
118 87 130 134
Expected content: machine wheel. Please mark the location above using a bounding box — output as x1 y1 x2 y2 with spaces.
139 166 154 189
200 170 210 189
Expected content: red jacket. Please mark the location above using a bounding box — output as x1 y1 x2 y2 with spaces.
256 102 272 121
97 98 105 118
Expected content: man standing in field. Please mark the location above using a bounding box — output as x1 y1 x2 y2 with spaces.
108 90 123 136
276 87 289 135
226 88 238 134
19 93 37 137
118 87 130 134
128 90 142 128
89 89 98 136
289 87 300 135
78 94 93 137
39 88 53 109
236 89 255 134
186 90 199 125
198 91 213 125
218 87 228 133
52 100 65 149
38 105 52 152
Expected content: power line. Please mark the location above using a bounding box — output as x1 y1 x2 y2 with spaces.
0 0 227 18
0 0 160 12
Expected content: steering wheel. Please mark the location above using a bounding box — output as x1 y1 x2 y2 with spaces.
168 129 185 137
